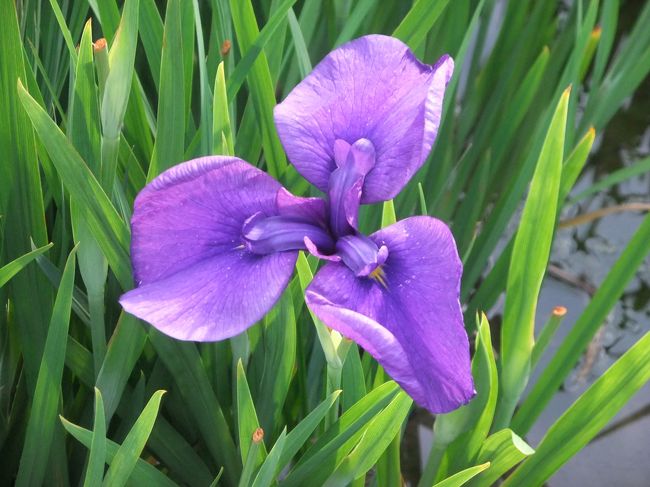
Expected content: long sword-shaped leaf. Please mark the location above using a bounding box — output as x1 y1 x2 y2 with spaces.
513 211 650 434
505 332 650 487
15 249 76 487
494 87 569 430
278 390 341 471
465 128 596 320
434 463 491 487
229 0 286 177
295 252 341 368
334 0 377 46
286 8 312 79
252 429 288 487
567 154 650 206
17 80 132 289
283 382 400 486
148 0 185 179
139 0 163 90
324 392 412 486
393 0 451 51
0 243 52 288
237 360 267 467
96 313 147 423
467 429 534 487
149 330 240 485
46 0 77 67
421 314 498 486
101 0 140 192
191 0 212 155
1 0 52 391
227 0 299 101
70 19 109 375
103 390 166 486
60 417 177 487
213 61 235 155
250 289 297 437
83 388 107 487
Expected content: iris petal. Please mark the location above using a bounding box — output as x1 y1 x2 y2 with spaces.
328 138 375 236
305 216 474 413
274 34 453 204
276 187 328 225
120 157 299 341
243 213 335 255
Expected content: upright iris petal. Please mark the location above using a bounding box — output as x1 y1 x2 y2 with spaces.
120 157 324 341
306 217 475 413
274 34 453 204
328 138 375 237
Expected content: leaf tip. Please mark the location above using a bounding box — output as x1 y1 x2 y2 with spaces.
93 38 107 53
552 305 567 317
220 40 232 57
592 25 602 39
252 427 264 444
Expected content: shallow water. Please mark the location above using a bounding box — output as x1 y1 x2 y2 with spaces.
527 70 650 486
414 31 650 487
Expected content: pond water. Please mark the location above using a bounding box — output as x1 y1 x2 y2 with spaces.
413 15 650 486
526 69 650 485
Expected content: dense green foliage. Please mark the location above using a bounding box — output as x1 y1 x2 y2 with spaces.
1 0 649 485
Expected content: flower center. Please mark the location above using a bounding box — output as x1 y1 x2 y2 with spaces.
242 212 335 255
328 138 376 238
336 233 388 278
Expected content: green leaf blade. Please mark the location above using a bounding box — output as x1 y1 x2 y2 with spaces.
0 243 53 288
495 88 570 429
513 211 650 434
229 0 287 177
433 463 491 487
103 390 166 487
148 0 186 179
83 388 107 487
505 332 650 487
16 248 77 487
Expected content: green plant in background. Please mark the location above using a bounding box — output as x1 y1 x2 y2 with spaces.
1 0 649 486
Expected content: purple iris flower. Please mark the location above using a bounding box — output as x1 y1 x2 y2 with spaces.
120 35 474 413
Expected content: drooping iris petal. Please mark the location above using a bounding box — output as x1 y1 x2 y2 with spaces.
305 216 474 413
274 34 454 203
120 156 298 341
